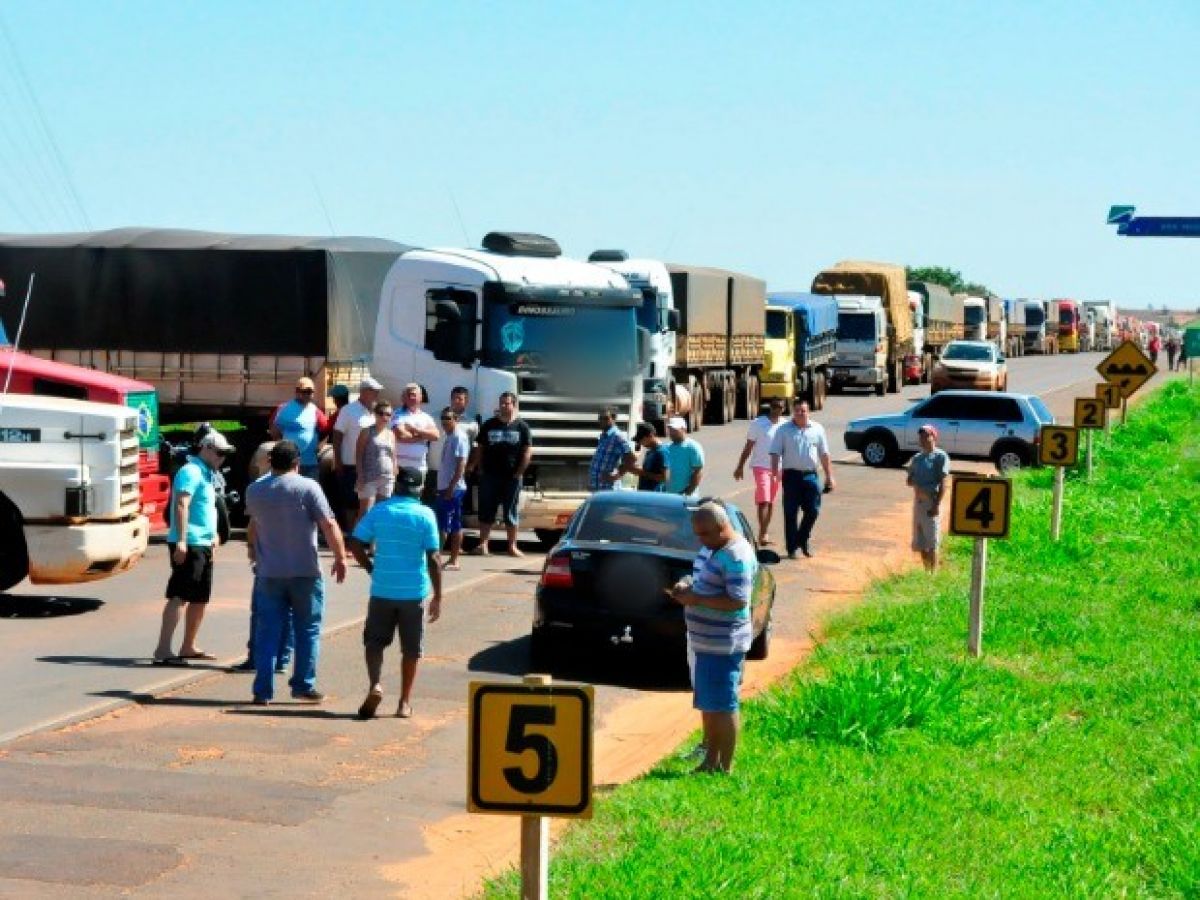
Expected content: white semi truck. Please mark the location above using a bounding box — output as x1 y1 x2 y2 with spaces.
832 295 888 396
0 393 149 591
1084 300 1117 352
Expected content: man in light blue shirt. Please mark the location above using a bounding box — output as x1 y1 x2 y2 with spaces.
348 467 442 720
664 416 705 496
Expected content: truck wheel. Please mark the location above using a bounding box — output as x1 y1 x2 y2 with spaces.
689 379 704 432
921 353 932 384
797 372 811 408
874 379 885 397
741 374 759 417
706 379 725 425
0 494 30 593
725 374 737 423
861 431 898 467
813 372 827 410
887 359 901 393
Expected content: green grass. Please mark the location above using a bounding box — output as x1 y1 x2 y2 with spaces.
481 381 1200 899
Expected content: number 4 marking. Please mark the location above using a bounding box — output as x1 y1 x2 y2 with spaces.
965 488 996 529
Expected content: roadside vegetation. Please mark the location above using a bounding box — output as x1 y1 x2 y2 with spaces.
483 381 1200 898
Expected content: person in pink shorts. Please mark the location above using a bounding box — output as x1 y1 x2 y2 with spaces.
733 397 785 545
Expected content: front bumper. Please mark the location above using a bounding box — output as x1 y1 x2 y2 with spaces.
932 373 998 390
760 380 792 400
831 367 883 386
24 515 150 584
844 432 864 451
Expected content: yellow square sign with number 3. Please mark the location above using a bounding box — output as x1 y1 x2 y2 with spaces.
1038 425 1079 466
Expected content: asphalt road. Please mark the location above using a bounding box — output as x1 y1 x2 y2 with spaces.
0 349 1137 896
0 349 1110 744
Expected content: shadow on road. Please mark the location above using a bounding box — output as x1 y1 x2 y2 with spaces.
0 595 104 618
89 690 239 707
468 635 689 692
40 655 226 671
226 708 361 720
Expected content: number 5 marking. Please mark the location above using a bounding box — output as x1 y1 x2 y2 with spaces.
503 704 559 793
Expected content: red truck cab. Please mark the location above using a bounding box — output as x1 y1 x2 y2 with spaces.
1056 299 1082 353
1 347 171 532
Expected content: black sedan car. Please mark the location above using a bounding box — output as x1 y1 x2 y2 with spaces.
531 492 779 669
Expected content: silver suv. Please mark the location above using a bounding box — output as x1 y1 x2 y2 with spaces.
843 390 1055 472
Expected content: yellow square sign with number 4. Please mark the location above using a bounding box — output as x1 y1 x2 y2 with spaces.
1074 398 1106 430
950 476 1012 539
1038 425 1079 466
468 681 593 818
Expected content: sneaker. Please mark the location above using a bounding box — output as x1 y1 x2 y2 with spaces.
291 689 325 703
786 550 798 561
357 688 383 720
230 658 255 673
275 660 290 674
251 697 270 706
801 543 814 558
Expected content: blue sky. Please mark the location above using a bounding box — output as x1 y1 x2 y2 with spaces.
0 1 1197 306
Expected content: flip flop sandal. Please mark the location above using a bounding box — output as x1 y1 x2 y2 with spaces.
179 651 216 660
397 702 413 719
358 688 384 720
151 656 190 667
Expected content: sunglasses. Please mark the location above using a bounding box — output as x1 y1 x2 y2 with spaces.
297 388 314 394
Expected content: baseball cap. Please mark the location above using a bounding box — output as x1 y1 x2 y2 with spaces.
666 416 688 432
359 376 383 391
295 376 316 391
395 466 423 493
918 424 939 439
198 430 234 454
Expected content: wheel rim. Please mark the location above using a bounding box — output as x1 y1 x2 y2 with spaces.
864 441 888 465
997 451 1023 472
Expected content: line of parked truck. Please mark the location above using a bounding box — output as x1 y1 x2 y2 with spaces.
0 230 1125 591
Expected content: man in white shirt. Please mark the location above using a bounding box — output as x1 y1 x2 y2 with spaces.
769 401 836 560
332 376 381 529
733 397 785 545
391 382 440 486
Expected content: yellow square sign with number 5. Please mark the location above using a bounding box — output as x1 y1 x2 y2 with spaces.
1074 398 1106 430
468 682 593 817
950 476 1012 539
1038 425 1079 467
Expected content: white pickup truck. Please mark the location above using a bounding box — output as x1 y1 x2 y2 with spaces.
0 393 149 591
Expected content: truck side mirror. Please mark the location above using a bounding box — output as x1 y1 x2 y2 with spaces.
637 327 652 368
665 309 681 332
434 300 462 322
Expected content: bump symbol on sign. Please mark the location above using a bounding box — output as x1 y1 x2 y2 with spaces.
1097 340 1157 398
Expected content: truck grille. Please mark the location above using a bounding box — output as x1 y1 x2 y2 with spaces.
517 372 637 460
119 423 142 514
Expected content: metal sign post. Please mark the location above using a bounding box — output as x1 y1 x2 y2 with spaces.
1073 398 1104 479
1038 425 1079 541
1096 340 1157 429
468 675 594 900
950 476 1012 658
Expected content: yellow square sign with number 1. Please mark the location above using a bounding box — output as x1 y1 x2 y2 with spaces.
1096 382 1121 409
950 476 1012 539
1038 425 1079 466
468 681 593 818
1074 398 1106 430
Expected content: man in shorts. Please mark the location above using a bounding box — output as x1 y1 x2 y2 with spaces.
435 407 470 570
668 502 758 774
732 397 785 545
467 391 533 557
348 467 442 720
152 430 233 665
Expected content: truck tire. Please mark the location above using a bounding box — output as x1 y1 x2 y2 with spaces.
706 378 726 425
0 494 30 593
813 372 827 411
740 373 759 418
921 353 932 384
874 378 885 397
689 379 704 432
797 372 811 408
887 359 901 393
861 431 898 467
725 374 737 423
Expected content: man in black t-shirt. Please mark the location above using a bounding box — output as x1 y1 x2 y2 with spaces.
466 391 533 557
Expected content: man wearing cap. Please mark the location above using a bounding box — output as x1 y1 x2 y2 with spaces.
391 382 440 483
769 400 835 559
906 424 949 573
245 440 349 705
270 377 330 480
664 416 705 497
333 377 381 529
588 407 636 491
152 430 234 665
348 466 442 720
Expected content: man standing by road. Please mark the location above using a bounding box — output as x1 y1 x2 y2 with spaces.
664 416 704 497
152 430 234 665
733 398 785 545
391 383 440 485
245 441 348 705
906 424 949 573
435 407 470 570
588 406 635 491
631 422 670 492
467 391 532 557
332 376 381 529
425 386 476 506
770 400 835 560
348 467 442 720
668 502 758 774
269 377 329 480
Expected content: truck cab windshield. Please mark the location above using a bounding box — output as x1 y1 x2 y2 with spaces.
837 313 877 341
766 310 789 339
483 299 638 373
964 306 986 326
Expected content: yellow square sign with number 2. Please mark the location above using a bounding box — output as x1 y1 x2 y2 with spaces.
468 682 593 818
1074 398 1106 430
1038 425 1079 467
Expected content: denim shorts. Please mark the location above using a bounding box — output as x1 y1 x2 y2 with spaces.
436 488 466 533
692 651 745 713
478 474 521 527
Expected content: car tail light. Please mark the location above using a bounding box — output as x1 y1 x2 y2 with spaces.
540 554 573 589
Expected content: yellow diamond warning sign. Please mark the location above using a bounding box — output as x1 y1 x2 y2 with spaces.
1097 340 1157 398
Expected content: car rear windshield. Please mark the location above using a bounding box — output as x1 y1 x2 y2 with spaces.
942 344 993 361
1028 397 1054 423
573 502 699 551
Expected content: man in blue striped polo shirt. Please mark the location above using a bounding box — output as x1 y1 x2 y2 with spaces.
669 502 758 773
348 466 442 720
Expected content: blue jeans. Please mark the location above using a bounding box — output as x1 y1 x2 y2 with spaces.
253 576 324 701
246 575 293 667
781 470 821 554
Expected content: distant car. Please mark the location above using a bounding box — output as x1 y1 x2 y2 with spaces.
843 390 1054 473
531 492 779 669
931 340 1008 393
